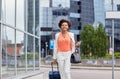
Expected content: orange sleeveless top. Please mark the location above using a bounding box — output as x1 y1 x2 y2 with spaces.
57 33 72 52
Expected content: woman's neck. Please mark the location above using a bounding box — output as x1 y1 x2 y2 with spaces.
61 31 68 34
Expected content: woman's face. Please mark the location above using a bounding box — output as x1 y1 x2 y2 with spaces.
61 22 69 31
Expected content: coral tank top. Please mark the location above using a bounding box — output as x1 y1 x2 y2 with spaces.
57 33 72 52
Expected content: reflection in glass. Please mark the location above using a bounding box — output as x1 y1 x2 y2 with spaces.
2 27 15 78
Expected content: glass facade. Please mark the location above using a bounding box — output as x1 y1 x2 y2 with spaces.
106 19 120 38
93 0 105 27
80 0 94 25
105 19 120 51
70 0 81 41
0 0 41 79
70 0 105 41
105 0 120 52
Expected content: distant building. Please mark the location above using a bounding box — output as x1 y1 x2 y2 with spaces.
39 7 53 48
105 0 120 52
70 0 105 41
25 0 39 52
69 0 81 41
105 12 120 51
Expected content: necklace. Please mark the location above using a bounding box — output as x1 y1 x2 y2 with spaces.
61 32 68 39
62 35 66 38
61 34 67 40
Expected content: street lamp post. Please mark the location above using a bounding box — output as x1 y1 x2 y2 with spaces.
111 0 114 79
0 0 2 78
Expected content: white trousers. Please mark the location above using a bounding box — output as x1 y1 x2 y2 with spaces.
57 51 71 79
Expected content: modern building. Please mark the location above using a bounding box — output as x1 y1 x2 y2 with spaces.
26 0 39 52
69 0 81 41
1 0 42 79
70 0 105 41
105 0 120 52
105 12 120 51
39 7 53 48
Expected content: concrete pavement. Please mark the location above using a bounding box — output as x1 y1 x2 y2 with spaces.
2 63 120 79
26 66 120 79
40 63 120 71
23 63 120 79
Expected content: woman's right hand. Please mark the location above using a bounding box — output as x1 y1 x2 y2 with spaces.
53 59 57 64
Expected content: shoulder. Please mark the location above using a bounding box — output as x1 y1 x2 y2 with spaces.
55 32 61 39
68 32 74 36
55 32 60 36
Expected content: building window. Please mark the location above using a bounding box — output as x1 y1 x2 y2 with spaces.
79 22 82 26
78 26 81 30
77 1 81 5
117 4 120 11
78 18 81 21
78 9 81 13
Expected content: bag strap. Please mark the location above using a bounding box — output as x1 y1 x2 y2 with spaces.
51 62 59 71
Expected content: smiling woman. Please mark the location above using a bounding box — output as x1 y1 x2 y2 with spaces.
53 19 75 79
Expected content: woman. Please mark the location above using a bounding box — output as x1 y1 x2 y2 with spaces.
53 19 75 79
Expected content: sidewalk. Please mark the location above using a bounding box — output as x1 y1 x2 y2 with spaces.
3 63 120 79
24 64 120 79
41 63 120 71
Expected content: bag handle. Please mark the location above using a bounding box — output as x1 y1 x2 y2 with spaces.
51 62 59 71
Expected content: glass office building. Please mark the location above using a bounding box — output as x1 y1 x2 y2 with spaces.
105 12 120 51
0 0 41 79
70 0 105 41
93 0 105 26
105 0 120 52
26 0 39 52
